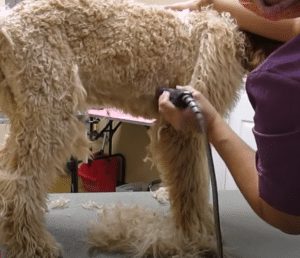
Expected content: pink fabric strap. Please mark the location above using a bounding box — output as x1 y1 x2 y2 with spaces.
239 0 300 19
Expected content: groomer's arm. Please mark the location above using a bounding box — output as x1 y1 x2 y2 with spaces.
213 0 300 41
209 114 300 235
166 0 300 42
159 89 300 234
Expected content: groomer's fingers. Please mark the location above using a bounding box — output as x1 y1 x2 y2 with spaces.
176 85 207 100
158 91 173 109
158 92 173 116
159 91 198 132
176 85 198 94
175 85 219 130
159 91 183 130
158 91 177 117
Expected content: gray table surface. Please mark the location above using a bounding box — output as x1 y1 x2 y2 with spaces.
47 191 300 258
2 191 300 257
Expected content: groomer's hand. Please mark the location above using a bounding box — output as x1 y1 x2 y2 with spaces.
158 85 220 133
164 0 212 11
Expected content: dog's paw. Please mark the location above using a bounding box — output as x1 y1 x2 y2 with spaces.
4 246 63 258
4 234 63 258
42 244 63 258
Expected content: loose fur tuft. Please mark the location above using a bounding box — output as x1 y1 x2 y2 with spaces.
88 205 216 258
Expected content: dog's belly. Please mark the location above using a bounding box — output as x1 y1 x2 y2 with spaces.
64 1 197 117
77 42 195 118
78 56 193 119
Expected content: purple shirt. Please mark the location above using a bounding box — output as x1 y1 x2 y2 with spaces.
246 34 300 216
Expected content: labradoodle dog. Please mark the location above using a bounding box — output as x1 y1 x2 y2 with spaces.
0 0 267 257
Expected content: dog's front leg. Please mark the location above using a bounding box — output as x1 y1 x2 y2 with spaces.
148 120 216 253
0 102 78 257
0 122 63 258
0 35 88 256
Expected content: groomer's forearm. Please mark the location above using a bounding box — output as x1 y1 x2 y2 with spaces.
212 0 300 41
208 115 263 215
208 115 300 233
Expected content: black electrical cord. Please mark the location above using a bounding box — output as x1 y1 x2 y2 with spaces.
206 137 223 258
157 87 224 258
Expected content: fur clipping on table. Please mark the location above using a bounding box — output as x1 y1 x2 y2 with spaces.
88 204 216 258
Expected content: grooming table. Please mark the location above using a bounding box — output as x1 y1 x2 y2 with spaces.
69 109 155 193
88 108 155 127
41 191 300 258
87 108 155 157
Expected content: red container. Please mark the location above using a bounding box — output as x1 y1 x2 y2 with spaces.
78 157 119 192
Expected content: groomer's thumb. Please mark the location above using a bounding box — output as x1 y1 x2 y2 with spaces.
159 91 175 112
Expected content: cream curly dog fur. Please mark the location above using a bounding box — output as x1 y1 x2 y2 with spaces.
0 0 259 257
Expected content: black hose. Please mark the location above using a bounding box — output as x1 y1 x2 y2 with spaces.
158 87 224 257
183 93 223 258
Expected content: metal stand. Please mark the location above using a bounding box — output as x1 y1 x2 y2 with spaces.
69 117 124 193
69 157 79 193
88 117 122 156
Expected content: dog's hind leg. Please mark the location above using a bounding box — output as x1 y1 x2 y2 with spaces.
0 39 88 258
148 119 216 252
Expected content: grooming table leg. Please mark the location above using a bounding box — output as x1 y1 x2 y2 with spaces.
69 157 79 193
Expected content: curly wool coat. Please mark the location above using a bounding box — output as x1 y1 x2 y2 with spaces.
0 0 248 257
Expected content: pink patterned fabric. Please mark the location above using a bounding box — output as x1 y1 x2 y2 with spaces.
239 0 300 19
